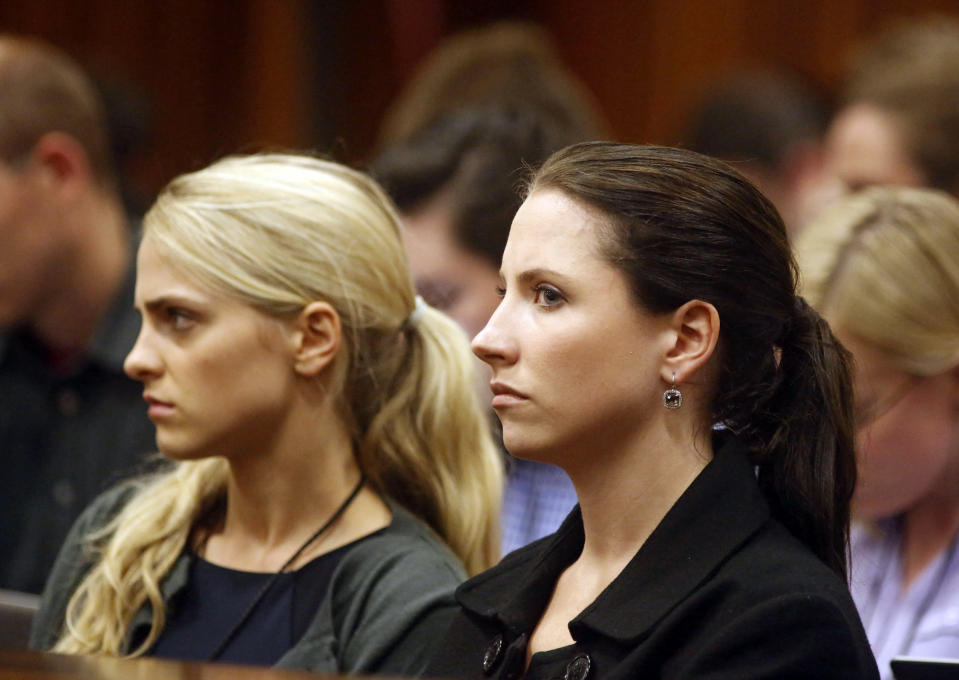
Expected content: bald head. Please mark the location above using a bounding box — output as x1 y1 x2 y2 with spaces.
0 35 113 186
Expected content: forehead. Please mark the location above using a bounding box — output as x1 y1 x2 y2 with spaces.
134 236 217 303
827 104 925 188
503 190 607 271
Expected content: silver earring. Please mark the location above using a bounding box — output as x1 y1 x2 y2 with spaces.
663 373 682 409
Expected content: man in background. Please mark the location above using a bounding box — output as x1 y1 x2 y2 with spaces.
683 69 829 238
0 35 155 593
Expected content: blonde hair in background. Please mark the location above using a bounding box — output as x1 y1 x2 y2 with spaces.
55 153 502 656
796 185 959 376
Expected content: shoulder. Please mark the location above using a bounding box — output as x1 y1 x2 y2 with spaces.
286 503 467 676
329 503 466 608
29 480 145 650
722 518 855 599
670 520 878 678
74 481 143 534
43 479 144 583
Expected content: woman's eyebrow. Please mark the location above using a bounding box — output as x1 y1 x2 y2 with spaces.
505 267 569 284
137 293 207 312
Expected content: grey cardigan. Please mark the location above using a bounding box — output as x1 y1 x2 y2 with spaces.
30 483 467 676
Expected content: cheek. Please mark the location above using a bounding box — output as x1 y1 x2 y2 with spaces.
188 340 291 422
855 406 954 517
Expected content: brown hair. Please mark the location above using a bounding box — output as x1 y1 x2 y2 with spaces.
377 21 608 148
530 142 856 578
843 16 959 192
0 35 114 185
372 105 593 267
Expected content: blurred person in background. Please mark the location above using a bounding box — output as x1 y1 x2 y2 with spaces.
683 69 830 239
824 16 959 197
0 35 155 594
797 186 959 680
30 154 503 673
376 21 607 149
373 21 609 555
373 108 583 554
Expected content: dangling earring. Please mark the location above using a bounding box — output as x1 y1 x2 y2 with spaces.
663 373 682 409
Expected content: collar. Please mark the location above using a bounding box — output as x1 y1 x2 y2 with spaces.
456 433 770 644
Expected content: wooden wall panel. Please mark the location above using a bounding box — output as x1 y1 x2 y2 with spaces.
2 0 959 200
0 0 307 199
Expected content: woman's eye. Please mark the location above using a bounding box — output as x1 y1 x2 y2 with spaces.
533 285 564 308
495 286 506 298
166 308 195 331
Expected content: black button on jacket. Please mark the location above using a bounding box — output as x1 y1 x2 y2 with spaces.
426 435 879 679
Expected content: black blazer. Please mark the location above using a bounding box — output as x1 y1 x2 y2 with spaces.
426 437 879 679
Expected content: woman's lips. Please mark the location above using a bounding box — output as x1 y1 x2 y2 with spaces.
144 395 175 419
490 382 528 408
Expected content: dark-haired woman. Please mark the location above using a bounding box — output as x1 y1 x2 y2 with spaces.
426 143 879 679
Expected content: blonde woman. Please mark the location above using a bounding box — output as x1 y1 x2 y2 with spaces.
797 186 959 679
29 154 502 675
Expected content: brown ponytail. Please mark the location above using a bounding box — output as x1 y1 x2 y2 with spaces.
757 298 855 578
530 142 857 578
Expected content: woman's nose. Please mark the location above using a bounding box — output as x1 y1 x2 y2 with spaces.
471 306 517 367
123 324 162 381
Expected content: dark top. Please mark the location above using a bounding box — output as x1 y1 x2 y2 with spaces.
149 533 382 666
426 434 880 679
31 485 466 676
0 238 157 593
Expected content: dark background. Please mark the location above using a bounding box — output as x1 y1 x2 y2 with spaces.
2 0 955 204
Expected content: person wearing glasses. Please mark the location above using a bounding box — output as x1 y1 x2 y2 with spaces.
797 186 959 679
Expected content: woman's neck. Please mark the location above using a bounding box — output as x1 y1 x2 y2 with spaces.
203 402 391 571
569 422 713 577
525 421 713 659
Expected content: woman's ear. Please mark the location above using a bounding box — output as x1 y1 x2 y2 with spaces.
291 302 341 377
661 299 720 384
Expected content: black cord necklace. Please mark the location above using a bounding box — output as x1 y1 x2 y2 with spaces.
207 474 366 661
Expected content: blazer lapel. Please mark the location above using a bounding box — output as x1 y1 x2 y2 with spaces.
570 442 770 644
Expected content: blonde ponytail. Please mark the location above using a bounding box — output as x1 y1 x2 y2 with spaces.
55 459 228 655
355 304 501 575
53 153 502 655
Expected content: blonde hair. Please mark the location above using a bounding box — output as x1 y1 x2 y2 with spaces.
56 154 502 656
797 185 959 375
